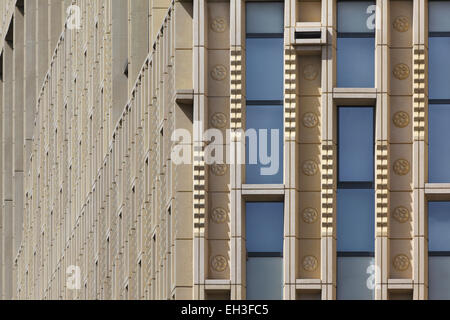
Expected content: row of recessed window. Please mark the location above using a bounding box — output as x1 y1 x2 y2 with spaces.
244 1 377 300
244 0 450 300
245 1 450 184
244 1 376 184
245 107 375 299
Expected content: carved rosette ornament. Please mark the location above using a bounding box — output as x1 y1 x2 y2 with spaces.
393 254 410 271
392 206 410 223
393 111 410 128
210 64 227 81
393 159 410 176
302 160 318 176
210 17 226 33
393 16 410 32
393 63 410 80
210 207 227 224
302 112 319 128
302 255 318 272
210 112 227 129
210 164 227 176
302 207 318 224
303 64 318 81
211 255 228 272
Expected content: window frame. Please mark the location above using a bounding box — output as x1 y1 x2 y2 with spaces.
336 0 376 88
245 201 284 300
428 200 450 299
336 105 375 300
337 105 375 189
245 201 284 258
244 1 285 184
428 2 450 182
428 201 450 257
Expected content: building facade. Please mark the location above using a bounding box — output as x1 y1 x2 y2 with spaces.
0 0 449 300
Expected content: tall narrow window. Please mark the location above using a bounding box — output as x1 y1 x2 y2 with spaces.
246 202 284 299
429 1 450 182
428 202 450 299
245 2 284 184
337 1 375 87
337 106 375 300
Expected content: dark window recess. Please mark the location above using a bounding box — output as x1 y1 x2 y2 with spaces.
295 31 322 39
124 60 129 77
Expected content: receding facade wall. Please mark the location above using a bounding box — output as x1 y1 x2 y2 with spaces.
0 0 442 300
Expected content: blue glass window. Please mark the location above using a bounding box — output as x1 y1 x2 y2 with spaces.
246 105 284 184
429 38 450 100
429 257 450 300
429 105 450 182
337 189 375 252
429 1 450 33
246 202 284 300
246 202 284 252
338 107 374 182
429 2 450 183
337 1 375 87
337 1 376 33
246 38 284 101
246 2 284 34
246 257 283 300
337 106 374 300
337 38 375 88
429 202 450 252
428 202 450 299
245 2 284 184
337 257 375 300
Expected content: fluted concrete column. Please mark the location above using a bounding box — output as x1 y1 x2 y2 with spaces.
128 0 149 94
13 4 25 295
111 0 128 124
2 28 14 301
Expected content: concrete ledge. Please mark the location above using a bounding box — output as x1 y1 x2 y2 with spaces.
333 87 377 105
425 183 450 200
204 279 231 291
387 279 414 290
295 278 322 290
241 184 285 201
175 89 194 104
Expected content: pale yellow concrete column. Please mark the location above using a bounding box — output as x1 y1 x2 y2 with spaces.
12 5 25 298
111 0 128 124
193 0 207 300
229 0 245 300
321 0 336 300
284 0 296 300
375 0 390 300
2 30 14 300
24 0 37 198
412 0 428 300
